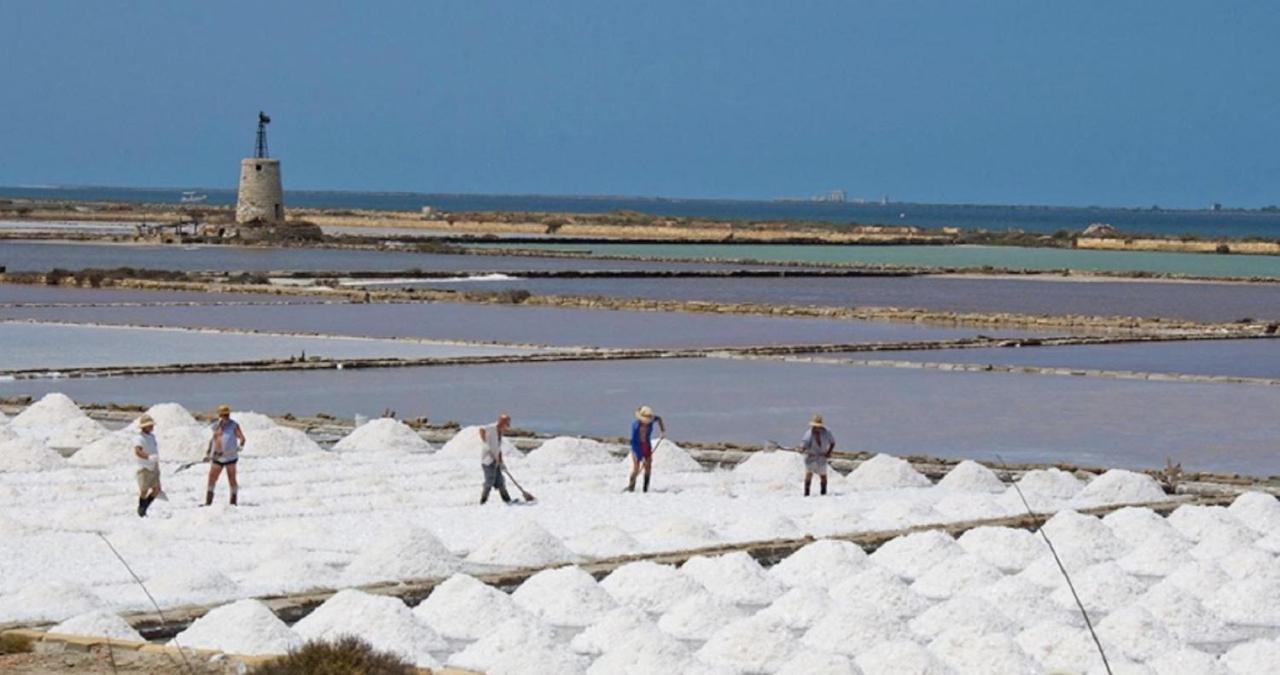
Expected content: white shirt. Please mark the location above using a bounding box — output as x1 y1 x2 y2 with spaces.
134 432 159 470
480 423 502 466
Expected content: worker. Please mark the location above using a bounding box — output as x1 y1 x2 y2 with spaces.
802 414 836 496
133 415 161 517
628 405 666 493
479 413 514 504
206 404 246 506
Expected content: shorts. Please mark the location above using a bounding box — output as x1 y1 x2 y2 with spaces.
804 454 828 475
136 468 160 491
631 446 652 462
213 457 238 466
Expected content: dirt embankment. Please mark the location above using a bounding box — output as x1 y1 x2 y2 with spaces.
1077 236 1280 256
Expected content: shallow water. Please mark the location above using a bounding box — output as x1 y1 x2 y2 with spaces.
0 322 536 371
5 358 1275 474
0 283 319 306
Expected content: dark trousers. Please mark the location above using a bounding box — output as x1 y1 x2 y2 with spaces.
481 463 512 504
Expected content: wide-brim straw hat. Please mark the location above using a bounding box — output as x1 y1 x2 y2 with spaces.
635 405 654 421
217 404 231 415
810 414 825 427
138 414 155 428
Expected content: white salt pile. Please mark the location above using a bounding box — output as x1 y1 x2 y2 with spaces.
935 492 1013 521
1103 506 1182 546
1220 639 1280 675
869 529 964 580
1016 467 1084 500
0 425 16 444
910 552 1003 599
334 418 434 453
1216 547 1279 580
69 432 134 467
1095 606 1179 662
1074 469 1168 506
641 515 721 550
1188 525 1260 561
50 610 144 642
757 585 831 630
845 453 932 490
171 599 300 656
804 503 864 537
830 566 930 620
586 630 692 674
1227 491 1280 533
415 573 529 640
44 416 107 449
971 574 1080 626
527 436 617 466
1205 577 1280 626
909 595 1014 640
566 525 642 559
139 402 199 429
616 438 703 472
466 520 576 568
1148 648 1230 675
9 393 89 440
239 557 340 595
733 450 807 483
681 551 785 605
244 425 322 457
447 614 560 672
600 561 709 613
511 565 619 627
345 525 459 583
0 437 67 472
569 605 656 655
804 602 908 656
855 640 952 675
957 526 1044 572
1016 621 1119 673
1049 561 1145 614
657 593 745 640
722 513 805 542
937 460 1006 493
229 411 279 431
1038 509 1129 562
776 651 859 675
294 589 444 668
155 425 212 462
438 424 519 461
697 614 797 673
147 568 240 605
1116 534 1192 576
929 630 1038 674
769 539 868 588
1166 504 1250 543
490 646 588 675
1158 560 1233 601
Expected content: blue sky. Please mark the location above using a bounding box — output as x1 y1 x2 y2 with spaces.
2 1 1278 207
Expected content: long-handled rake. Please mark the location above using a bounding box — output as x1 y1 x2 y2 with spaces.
501 464 536 502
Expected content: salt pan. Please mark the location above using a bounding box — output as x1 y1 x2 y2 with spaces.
657 593 745 640
527 436 617 466
50 610 144 642
935 493 1011 521
0 437 67 472
769 539 868 588
937 460 1006 493
294 589 444 668
722 513 804 542
465 520 576 568
855 640 953 675
1074 469 1168 506
334 418 434 453
344 525 459 583
845 453 932 490
957 526 1043 572
600 561 708 614
697 614 797 673
1228 491 1280 533
869 529 963 580
415 573 529 640
511 565 619 627
911 553 1004 599
171 599 300 656
680 551 785 605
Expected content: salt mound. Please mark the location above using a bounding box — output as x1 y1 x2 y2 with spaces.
681 551 785 605
937 460 1006 493
586 630 692 674
600 561 708 613
957 526 1043 572
968 574 1079 626
1017 467 1084 500
697 614 798 673
1103 506 1182 545
1188 525 1260 561
1205 577 1280 626
567 525 642 559
722 513 805 542
45 416 107 449
334 418 434 453
138 402 198 429
1016 621 1120 673
935 492 1013 521
69 432 135 467
243 425 322 457
758 586 832 630
1220 639 1280 675
734 450 807 482
171 599 300 656
1217 547 1279 580
1147 648 1230 675
294 589 444 668
1159 560 1232 601
1116 534 1192 576
866 499 945 530
616 437 703 472
1096 606 1179 662
345 525 459 583
569 605 656 655
830 566 930 620
1166 504 1250 543
1049 561 1145 614
0 425 16 444
466 520 576 568
1039 509 1129 562
642 515 720 550
240 557 340 595
776 651 860 675
10 393 88 438
1228 491 1280 533
0 437 67 472
0 581 108 623
1074 469 1168 506
415 573 529 640
911 553 1004 599
438 424 519 461
512 565 619 627
147 568 240 605
869 530 963 580
930 631 1039 674
447 614 559 672
657 593 746 640
229 411 278 431
769 539 868 588
855 640 952 675
846 453 931 490
910 595 1015 640
155 425 212 462
527 436 617 466
50 610 144 642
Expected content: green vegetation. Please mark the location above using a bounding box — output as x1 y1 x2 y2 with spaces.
0 632 34 655
249 637 414 675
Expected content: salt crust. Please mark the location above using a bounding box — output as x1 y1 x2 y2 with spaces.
1220 639 1280 675
697 614 797 673
465 520 576 568
587 630 692 674
243 425 322 457
293 589 444 668
936 460 1006 493
438 424 519 461
657 593 746 640
565 524 642 559
1016 467 1084 499
1116 533 1193 576
69 432 134 467
614 437 703 472
868 529 963 580
345 525 460 584
722 513 805 542
1049 561 1145 614
0 437 67 472
1038 509 1129 562
831 565 930 619
909 595 1015 640
146 567 240 605
333 418 434 453
447 614 559 672
803 601 908 655
490 646 589 675
1103 506 1182 545
1166 504 1251 542
1096 606 1179 662
855 640 954 675
44 416 108 449
569 605 655 655
928 629 1038 675
50 610 145 642
1204 576 1280 626
845 453 932 490
239 556 340 595
758 585 832 630
934 493 1011 521
527 436 617 466
775 650 860 675
10 393 89 439
171 599 300 656
1228 491 1280 533
511 565 619 627
967 574 1080 627
768 539 868 588
1073 469 1168 506
680 551 785 605
957 526 1044 572
599 561 709 614
911 553 1004 599
733 450 807 483
0 582 108 624
1146 648 1230 675
414 573 529 640
641 515 721 550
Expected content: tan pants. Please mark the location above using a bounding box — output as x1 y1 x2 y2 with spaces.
136 468 160 492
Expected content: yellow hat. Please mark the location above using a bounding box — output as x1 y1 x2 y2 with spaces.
810 414 824 427
138 414 155 428
217 404 231 415
635 405 654 421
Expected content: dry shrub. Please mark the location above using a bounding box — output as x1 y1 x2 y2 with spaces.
249 636 414 675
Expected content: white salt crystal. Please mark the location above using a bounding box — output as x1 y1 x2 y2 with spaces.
935 493 1013 521
239 557 340 596
1188 525 1261 561
345 525 459 583
527 436 617 466
566 524 642 560
909 596 1015 640
447 614 559 672
697 614 798 673
569 605 656 656
640 515 720 550
1095 606 1179 662
138 403 198 429
1228 491 1280 533
293 589 444 668
1138 582 1244 644
50 610 144 642
657 593 745 640
1015 621 1115 673
154 424 212 462
722 513 805 542
757 585 832 630
1102 506 1181 545
69 432 134 467
869 529 963 581
680 551 785 605
465 520 576 568
171 599 300 656
491 646 588 675
1016 468 1084 500
147 567 240 606
0 437 67 472
228 411 278 431
769 539 868 588
1166 504 1251 543
1220 639 1280 675
0 581 106 623
957 526 1044 572
587 630 692 674
968 574 1081 627
414 573 529 640
243 425 322 457
911 553 1004 599
1039 509 1129 562
937 460 1006 493
855 640 953 675
511 565 618 627
45 416 108 449
831 565 930 620
334 418 434 453
803 601 909 656
928 630 1038 675
1049 561 1146 614
733 450 807 482
845 453 932 490
1116 533 1193 576
1159 560 1233 602
600 561 709 614
1217 547 1279 580
1147 648 1230 675
1073 469 1168 506
10 393 89 439
1204 577 1280 626
776 650 860 675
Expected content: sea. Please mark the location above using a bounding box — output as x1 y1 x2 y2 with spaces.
4 185 1280 239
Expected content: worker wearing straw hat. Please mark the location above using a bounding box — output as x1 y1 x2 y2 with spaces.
801 414 836 497
206 404 246 506
628 405 666 493
133 414 162 517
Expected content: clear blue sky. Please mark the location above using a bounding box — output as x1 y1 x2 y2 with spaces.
2 1 1278 207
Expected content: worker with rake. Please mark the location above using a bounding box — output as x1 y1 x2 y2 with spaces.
479 413 517 504
206 404 246 506
628 405 666 493
802 414 836 496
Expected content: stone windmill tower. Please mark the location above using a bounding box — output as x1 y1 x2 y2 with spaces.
235 112 285 224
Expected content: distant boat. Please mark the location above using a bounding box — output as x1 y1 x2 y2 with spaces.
180 191 208 203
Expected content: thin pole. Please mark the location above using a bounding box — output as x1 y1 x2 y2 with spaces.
97 533 195 675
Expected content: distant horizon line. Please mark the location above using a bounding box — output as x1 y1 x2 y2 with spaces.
2 183 1275 214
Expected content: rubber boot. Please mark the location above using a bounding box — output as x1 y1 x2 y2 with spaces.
643 473 650 493
804 478 811 497
820 476 828 496
137 497 147 517
229 489 238 506
626 475 636 492
204 490 214 507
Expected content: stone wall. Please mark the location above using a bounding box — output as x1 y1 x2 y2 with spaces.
235 158 284 224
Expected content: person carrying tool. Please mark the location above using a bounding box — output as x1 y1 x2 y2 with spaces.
133 415 162 517
802 414 836 496
628 405 666 493
206 404 246 506
479 413 514 505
